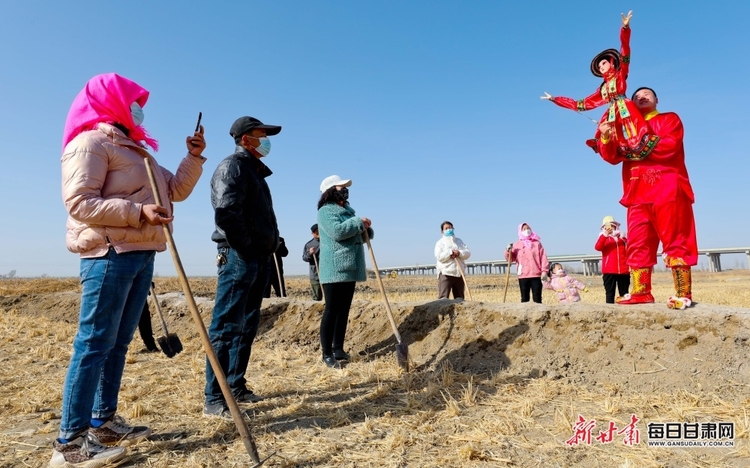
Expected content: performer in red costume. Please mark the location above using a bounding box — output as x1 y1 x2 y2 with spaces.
597 87 697 309
542 11 659 160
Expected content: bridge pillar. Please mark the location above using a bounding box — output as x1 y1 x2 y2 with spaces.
707 253 722 272
581 259 601 276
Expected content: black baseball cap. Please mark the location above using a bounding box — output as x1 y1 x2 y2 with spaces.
229 116 281 139
310 224 318 232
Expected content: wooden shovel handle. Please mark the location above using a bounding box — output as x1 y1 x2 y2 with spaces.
503 248 513 303
149 284 170 334
312 254 325 301
143 157 263 464
362 230 403 345
271 253 285 298
454 258 473 301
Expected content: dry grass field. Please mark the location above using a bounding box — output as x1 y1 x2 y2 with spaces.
1 271 749 467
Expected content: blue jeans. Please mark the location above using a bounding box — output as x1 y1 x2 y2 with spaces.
59 249 155 439
205 247 269 405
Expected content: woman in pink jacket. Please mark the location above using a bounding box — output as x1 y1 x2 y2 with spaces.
594 215 630 304
51 73 206 468
543 263 588 303
505 223 549 303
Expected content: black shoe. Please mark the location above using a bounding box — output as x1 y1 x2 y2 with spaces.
322 354 342 369
333 349 351 361
234 388 264 403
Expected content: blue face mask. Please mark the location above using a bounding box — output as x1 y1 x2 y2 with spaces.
130 102 144 126
443 229 454 237
255 137 272 157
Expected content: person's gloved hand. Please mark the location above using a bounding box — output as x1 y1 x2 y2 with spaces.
541 272 549 282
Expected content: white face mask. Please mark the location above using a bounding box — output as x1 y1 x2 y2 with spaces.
256 137 271 156
247 136 272 157
130 102 144 126
522 229 531 237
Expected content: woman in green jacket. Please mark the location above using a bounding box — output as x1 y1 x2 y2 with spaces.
316 175 373 368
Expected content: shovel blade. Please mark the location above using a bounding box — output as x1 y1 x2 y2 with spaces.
395 342 409 371
157 334 183 358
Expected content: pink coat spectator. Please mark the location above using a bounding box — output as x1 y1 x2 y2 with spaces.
544 270 587 303
505 223 549 278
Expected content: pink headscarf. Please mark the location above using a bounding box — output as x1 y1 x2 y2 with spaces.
518 222 541 248
62 73 158 151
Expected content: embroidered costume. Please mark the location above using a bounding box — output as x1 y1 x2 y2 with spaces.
598 109 697 309
549 25 659 160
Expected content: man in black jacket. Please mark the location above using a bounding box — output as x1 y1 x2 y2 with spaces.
204 116 281 419
302 224 322 301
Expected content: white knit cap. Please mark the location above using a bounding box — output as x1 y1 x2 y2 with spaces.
320 175 352 193
601 215 620 228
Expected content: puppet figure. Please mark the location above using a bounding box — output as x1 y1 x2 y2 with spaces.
541 11 659 161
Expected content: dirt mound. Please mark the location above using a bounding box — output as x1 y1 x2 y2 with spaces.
12 289 746 394
256 298 750 393
2 285 750 467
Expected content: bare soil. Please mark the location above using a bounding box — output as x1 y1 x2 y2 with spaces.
1 275 749 467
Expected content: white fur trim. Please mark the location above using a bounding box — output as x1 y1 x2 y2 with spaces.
667 296 692 310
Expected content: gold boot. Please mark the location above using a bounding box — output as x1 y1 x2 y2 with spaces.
616 267 655 304
667 266 693 310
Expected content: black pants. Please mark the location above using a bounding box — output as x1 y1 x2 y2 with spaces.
438 273 465 299
320 282 356 355
518 277 543 303
138 302 157 351
263 269 286 297
603 273 630 304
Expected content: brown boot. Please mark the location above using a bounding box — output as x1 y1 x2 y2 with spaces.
616 267 655 304
667 265 693 310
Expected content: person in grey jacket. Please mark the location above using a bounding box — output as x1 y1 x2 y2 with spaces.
204 116 281 419
302 224 323 301
317 175 373 368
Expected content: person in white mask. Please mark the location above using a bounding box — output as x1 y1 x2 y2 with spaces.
505 222 549 303
204 116 282 419
434 221 471 299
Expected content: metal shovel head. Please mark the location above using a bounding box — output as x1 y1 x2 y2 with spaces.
395 342 409 371
157 333 183 358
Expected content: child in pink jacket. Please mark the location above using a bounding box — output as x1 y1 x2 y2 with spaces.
505 223 549 303
544 263 588 303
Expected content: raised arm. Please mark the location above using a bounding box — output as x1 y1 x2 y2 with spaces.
543 87 608 112
619 11 632 81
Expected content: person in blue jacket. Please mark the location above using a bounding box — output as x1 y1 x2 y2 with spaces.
316 175 373 368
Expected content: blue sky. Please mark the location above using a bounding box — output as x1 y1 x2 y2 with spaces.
0 1 747 277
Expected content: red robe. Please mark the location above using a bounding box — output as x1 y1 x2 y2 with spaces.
551 26 658 160
597 110 697 268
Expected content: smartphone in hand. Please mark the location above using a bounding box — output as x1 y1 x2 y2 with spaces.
195 112 202 132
